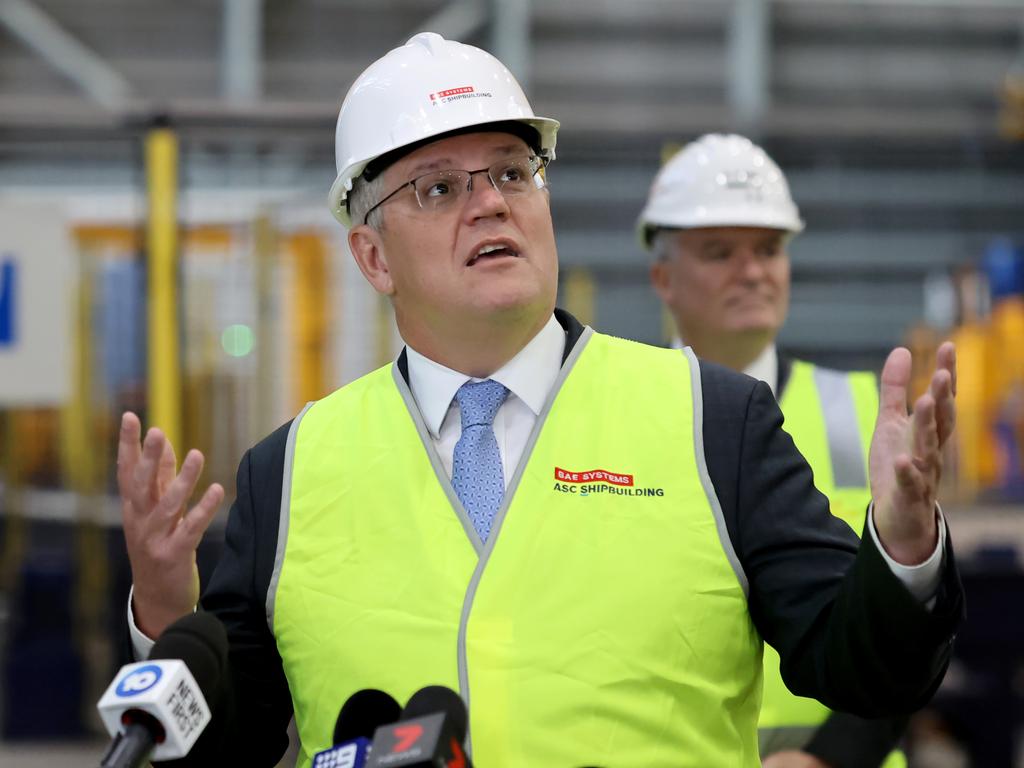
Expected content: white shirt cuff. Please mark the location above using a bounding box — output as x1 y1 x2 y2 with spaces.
127 585 157 660
867 503 946 607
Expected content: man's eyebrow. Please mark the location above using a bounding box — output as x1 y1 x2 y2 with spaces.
406 157 455 177
404 144 527 178
699 239 728 254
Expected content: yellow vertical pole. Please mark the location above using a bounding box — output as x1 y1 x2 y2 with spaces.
562 268 596 328
145 126 182 450
289 233 330 409
253 214 277 439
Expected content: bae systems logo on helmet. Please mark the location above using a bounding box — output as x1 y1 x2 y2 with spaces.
428 86 493 105
115 664 163 697
552 467 665 498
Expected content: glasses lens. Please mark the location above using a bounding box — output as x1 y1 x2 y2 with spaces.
409 157 543 214
489 156 542 196
413 170 470 211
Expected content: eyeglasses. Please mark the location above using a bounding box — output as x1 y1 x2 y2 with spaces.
361 154 548 225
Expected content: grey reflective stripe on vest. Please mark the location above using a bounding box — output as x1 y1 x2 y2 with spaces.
266 401 314 632
684 347 748 597
812 366 868 489
758 724 817 756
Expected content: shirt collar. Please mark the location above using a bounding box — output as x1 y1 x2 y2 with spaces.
742 343 779 396
404 314 566 438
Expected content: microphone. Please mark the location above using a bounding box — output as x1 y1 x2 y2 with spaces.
366 685 473 768
312 689 401 768
96 611 227 767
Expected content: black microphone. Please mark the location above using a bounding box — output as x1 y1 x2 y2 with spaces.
311 689 402 768
366 685 473 767
96 611 228 768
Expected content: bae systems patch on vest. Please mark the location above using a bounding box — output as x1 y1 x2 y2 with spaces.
552 466 665 497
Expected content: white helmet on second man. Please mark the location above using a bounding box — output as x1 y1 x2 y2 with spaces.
637 133 804 248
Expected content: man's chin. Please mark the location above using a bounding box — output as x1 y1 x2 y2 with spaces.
727 312 779 333
727 322 779 342
470 284 552 317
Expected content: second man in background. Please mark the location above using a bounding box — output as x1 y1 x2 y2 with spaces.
639 133 907 768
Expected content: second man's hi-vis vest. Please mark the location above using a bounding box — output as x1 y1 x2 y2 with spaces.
270 330 762 768
761 359 905 768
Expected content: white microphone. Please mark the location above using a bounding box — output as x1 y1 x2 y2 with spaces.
96 611 227 767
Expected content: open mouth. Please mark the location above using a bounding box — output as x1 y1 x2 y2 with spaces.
467 243 520 266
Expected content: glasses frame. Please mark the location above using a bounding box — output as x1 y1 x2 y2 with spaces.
360 154 548 226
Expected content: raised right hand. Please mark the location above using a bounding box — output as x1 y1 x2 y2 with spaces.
117 412 224 638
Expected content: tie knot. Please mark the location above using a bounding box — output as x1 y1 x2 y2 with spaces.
455 379 509 429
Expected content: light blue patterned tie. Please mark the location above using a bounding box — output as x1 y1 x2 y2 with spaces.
451 379 509 542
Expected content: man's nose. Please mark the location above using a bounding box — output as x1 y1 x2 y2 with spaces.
738 249 768 280
463 171 510 219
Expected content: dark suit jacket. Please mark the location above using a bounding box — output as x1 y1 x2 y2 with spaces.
167 310 964 765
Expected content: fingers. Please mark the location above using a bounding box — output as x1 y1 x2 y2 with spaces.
936 341 957 396
154 449 206 523
929 366 957 447
180 482 226 547
116 412 142 496
158 438 178 494
894 452 928 500
879 346 912 418
912 392 939 465
131 427 168 511
897 392 940 507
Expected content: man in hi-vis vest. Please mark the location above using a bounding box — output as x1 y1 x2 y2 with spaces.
639 134 907 768
117 35 961 768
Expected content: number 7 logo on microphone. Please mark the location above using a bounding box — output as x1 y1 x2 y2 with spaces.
391 724 424 752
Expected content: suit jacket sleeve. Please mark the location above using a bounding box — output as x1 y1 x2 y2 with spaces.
699 360 964 717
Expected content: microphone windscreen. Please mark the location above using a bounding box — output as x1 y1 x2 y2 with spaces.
333 689 401 744
401 686 468 743
147 611 228 703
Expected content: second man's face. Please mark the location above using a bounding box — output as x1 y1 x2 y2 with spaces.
651 226 791 345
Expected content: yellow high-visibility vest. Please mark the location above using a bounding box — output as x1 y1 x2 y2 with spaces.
271 331 762 767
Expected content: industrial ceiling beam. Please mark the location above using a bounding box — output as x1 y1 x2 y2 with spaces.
0 0 133 111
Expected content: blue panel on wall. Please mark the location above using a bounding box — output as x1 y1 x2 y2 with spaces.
0 257 16 346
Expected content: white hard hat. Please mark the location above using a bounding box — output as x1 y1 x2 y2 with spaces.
328 32 560 227
637 133 804 249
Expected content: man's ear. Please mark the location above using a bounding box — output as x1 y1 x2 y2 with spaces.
349 225 395 296
649 260 672 304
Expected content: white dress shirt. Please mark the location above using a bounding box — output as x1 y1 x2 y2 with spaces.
131 321 943 657
405 314 566 484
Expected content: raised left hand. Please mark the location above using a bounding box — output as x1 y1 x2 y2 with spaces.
869 342 957 565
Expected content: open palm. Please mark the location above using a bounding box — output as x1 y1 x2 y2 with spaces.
869 342 956 565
